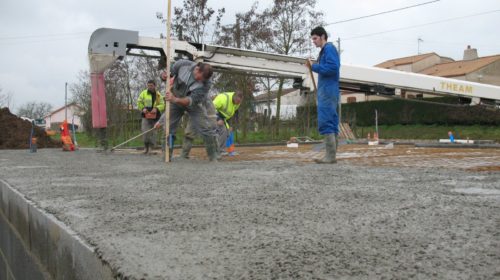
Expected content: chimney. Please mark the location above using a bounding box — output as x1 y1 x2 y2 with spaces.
463 45 478 60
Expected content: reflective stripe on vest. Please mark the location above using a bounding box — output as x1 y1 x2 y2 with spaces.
221 93 231 117
217 92 236 120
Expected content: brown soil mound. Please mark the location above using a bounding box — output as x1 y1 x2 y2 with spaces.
0 107 60 149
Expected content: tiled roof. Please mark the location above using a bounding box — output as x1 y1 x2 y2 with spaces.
375 53 438 68
419 55 500 77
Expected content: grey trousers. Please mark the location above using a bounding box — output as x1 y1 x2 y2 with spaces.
184 99 218 134
185 117 229 153
183 100 226 150
168 100 217 140
141 118 157 146
215 124 229 152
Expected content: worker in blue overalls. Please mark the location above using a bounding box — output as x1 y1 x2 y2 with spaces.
306 26 341 164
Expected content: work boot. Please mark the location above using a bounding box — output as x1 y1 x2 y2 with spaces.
168 147 174 161
215 138 222 160
204 136 218 162
166 134 175 162
143 143 150 155
96 128 108 152
315 134 337 164
336 134 339 149
180 137 193 159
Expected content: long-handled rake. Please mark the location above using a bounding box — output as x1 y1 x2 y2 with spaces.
110 127 156 152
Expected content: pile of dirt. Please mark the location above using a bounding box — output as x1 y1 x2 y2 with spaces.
0 107 59 149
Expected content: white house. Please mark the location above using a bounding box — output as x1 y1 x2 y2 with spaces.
44 103 84 131
254 88 310 120
340 91 390 103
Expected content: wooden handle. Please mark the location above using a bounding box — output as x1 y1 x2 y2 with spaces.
164 0 173 163
308 65 317 92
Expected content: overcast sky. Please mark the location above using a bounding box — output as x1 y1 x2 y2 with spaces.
1 0 499 111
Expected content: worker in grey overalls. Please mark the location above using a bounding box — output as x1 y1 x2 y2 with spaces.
156 60 218 161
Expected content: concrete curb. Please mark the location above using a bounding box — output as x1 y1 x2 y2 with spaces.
0 179 115 280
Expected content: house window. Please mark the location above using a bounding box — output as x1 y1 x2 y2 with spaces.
347 97 357 103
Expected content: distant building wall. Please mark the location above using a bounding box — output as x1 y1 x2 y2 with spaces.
392 64 413 72
412 55 453 73
254 101 297 120
465 61 500 86
45 105 83 131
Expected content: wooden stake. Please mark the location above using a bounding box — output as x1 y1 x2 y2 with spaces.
164 0 173 163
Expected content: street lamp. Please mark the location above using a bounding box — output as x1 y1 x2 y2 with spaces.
65 82 68 120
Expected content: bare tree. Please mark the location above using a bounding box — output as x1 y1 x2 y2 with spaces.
216 0 323 138
0 86 13 108
70 71 92 132
217 3 260 49
71 56 162 144
129 54 162 93
214 6 265 140
172 0 225 43
17 101 53 120
256 0 324 135
71 0 323 144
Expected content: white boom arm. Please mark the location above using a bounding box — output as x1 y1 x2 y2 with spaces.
88 28 500 128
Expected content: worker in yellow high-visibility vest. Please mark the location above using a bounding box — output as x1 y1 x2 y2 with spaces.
137 80 165 154
181 91 243 159
213 91 243 154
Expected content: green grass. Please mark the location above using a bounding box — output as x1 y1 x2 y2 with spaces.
354 124 500 142
58 127 322 148
54 125 500 148
51 131 145 148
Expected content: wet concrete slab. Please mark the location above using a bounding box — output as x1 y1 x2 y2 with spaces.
0 148 499 279
160 144 500 171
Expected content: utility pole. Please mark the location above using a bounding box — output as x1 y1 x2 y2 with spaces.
235 18 241 48
336 37 342 56
65 82 68 121
337 37 342 132
418 37 423 54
